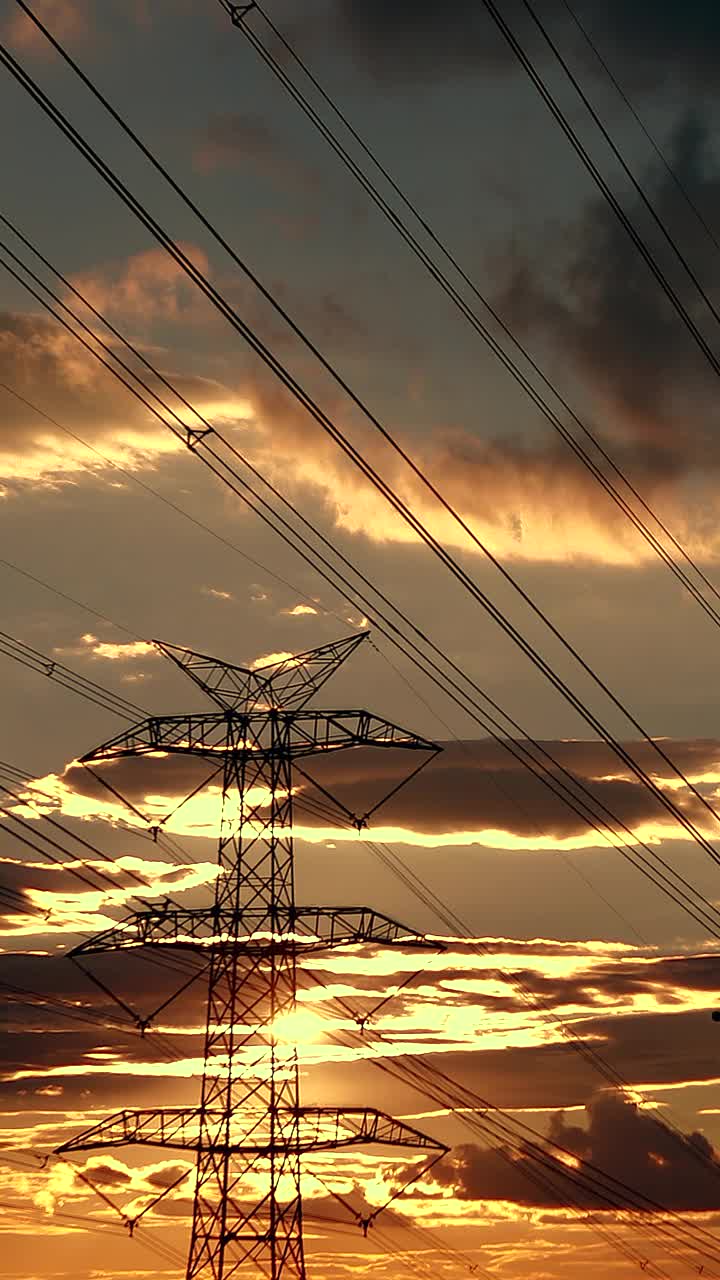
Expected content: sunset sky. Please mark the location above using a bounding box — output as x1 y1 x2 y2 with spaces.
3 1 720 1278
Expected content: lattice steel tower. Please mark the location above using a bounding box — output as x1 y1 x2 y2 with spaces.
58 634 445 1279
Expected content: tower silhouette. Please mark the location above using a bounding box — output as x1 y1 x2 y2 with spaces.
58 634 445 1278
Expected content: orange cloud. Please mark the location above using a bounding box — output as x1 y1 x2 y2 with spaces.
4 0 90 55
68 244 212 324
0 304 250 483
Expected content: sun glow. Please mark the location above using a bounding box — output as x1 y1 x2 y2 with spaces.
271 1008 326 1046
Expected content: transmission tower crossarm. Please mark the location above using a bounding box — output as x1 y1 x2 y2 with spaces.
70 904 441 957
57 1106 206 1153
57 1106 448 1157
295 1107 449 1153
80 710 439 766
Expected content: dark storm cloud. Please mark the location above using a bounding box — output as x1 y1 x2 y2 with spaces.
494 114 720 472
330 0 719 88
431 1090 720 1211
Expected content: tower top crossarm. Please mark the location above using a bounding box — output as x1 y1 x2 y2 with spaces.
154 632 368 713
79 709 439 766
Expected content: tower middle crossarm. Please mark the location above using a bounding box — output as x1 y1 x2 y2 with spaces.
79 709 437 767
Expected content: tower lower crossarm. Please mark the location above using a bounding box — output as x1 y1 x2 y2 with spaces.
69 905 441 958
57 1106 448 1157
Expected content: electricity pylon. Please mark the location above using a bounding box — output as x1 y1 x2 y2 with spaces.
58 634 446 1279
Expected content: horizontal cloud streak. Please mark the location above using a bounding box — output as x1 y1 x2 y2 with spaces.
20 736 720 851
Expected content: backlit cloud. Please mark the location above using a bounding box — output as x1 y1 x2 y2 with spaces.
53 634 157 661
239 369 720 566
284 604 319 617
68 244 212 324
21 736 720 852
431 1090 720 1211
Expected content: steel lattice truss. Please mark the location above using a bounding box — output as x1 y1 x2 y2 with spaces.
155 634 367 713
59 633 445 1279
71 905 438 957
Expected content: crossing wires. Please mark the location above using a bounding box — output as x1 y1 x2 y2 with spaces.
217 0 720 636
4 32 720 902
3 218 720 942
7 3 720 877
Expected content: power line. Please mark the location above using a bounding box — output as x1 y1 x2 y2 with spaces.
0 376 341 625
6 12 720 873
480 0 720 383
556 0 720 260
4 20 717 1152
219 0 720 637
0 626 147 719
3 234 720 944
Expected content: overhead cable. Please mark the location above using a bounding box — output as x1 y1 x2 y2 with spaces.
5 19 720 866
220 0 720 634
3 231 720 940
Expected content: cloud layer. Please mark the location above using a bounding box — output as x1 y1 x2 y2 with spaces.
22 735 720 851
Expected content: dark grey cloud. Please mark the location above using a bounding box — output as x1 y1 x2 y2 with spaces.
424 1005 720 1111
330 0 720 89
430 1090 720 1211
0 949 206 1085
332 0 513 81
493 113 720 478
319 946 720 1065
0 852 180 902
584 0 720 89
476 952 720 1019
